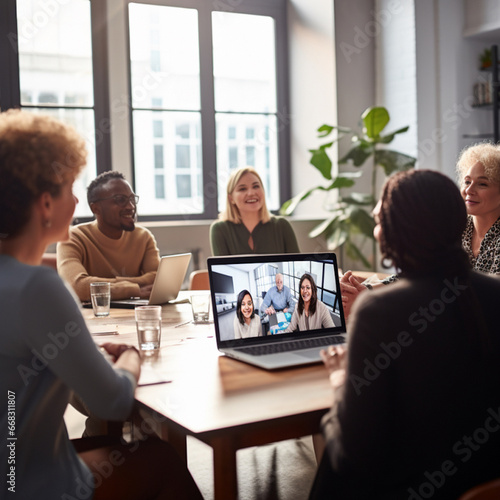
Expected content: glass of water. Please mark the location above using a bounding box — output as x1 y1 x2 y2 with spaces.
135 305 162 355
90 282 111 317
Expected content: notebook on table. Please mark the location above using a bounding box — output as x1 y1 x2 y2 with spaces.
85 253 192 309
207 252 346 370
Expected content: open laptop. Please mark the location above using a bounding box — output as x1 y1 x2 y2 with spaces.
207 252 346 370
108 253 191 308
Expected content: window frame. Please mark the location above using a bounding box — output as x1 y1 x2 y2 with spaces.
0 0 112 183
124 0 290 222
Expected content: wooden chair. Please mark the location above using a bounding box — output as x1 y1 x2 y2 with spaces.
458 478 500 500
188 269 210 290
41 252 57 271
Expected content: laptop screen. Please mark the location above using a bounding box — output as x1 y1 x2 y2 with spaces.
207 252 345 348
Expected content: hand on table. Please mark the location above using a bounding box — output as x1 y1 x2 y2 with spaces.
100 342 140 363
265 306 276 316
139 284 154 299
320 345 347 389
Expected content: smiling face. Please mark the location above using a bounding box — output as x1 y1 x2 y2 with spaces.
228 172 264 219
240 294 254 322
300 278 312 305
275 274 284 292
91 178 137 239
461 161 500 222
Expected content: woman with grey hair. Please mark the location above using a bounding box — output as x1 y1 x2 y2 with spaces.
457 142 500 274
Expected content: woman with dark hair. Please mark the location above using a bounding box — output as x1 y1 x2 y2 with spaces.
0 110 202 500
285 273 334 332
233 289 262 338
341 143 500 319
309 169 500 499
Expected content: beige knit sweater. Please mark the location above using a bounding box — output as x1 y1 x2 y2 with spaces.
56 221 160 301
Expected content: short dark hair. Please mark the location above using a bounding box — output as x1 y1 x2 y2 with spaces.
297 273 317 316
87 171 126 206
378 169 469 274
236 289 255 325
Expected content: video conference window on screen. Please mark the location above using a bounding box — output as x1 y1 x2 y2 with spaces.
212 259 341 342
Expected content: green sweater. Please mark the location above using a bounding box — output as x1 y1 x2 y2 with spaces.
210 216 300 256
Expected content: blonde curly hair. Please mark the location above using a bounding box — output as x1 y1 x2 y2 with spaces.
0 109 87 238
456 142 500 186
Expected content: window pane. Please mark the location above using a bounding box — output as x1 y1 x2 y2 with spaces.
17 0 94 107
323 263 336 292
133 110 202 215
216 113 279 212
212 12 276 113
129 3 200 110
22 107 97 219
17 0 95 218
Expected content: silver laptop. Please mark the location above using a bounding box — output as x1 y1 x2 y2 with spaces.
207 252 346 370
109 253 191 308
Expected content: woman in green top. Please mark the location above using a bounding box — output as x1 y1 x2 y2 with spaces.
210 167 300 255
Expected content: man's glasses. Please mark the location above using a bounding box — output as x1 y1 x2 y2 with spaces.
92 194 139 207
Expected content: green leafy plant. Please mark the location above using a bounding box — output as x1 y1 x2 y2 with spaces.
280 106 416 269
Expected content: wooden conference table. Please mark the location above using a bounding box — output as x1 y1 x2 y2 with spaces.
83 293 334 500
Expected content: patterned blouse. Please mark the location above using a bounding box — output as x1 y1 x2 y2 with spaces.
375 215 500 286
462 215 500 275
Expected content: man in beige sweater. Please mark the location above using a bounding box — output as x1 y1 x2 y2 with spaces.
57 171 160 301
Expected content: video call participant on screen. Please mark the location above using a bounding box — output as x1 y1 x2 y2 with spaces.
234 289 262 339
57 171 160 302
285 273 334 332
260 273 295 316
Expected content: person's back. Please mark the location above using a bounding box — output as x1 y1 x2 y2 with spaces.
335 269 500 499
312 169 500 500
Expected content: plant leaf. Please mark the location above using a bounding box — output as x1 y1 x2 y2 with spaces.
375 150 417 176
326 226 349 250
341 192 375 205
280 185 325 215
362 106 390 139
345 240 372 269
317 124 351 138
339 145 373 167
378 125 410 144
308 215 342 239
309 142 334 180
349 207 376 238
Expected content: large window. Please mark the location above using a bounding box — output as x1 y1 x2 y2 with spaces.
127 0 288 219
15 0 100 218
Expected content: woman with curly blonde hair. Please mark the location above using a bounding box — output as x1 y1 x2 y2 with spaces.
457 142 500 274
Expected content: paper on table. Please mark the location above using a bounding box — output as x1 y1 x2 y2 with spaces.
88 324 119 336
276 311 286 323
138 363 171 387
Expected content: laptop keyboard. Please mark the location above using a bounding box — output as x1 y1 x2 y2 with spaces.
239 335 345 356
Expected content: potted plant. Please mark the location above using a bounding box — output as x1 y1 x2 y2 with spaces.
280 106 416 269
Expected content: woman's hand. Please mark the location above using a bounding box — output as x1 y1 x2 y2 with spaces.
320 345 347 389
340 271 367 320
100 343 140 363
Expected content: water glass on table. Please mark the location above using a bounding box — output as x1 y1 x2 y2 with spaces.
190 293 210 323
135 305 162 355
90 282 110 317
